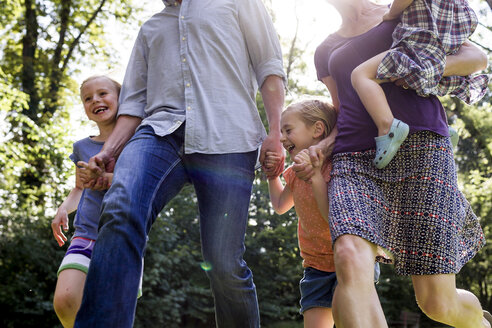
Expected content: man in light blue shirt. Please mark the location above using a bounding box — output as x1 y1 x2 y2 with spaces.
75 1 285 327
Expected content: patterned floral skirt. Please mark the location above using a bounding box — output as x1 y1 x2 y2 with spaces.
328 131 485 275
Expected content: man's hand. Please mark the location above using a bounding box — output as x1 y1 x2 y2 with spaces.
80 149 115 190
260 131 285 179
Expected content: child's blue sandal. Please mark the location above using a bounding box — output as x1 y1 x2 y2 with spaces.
448 126 459 149
373 119 409 169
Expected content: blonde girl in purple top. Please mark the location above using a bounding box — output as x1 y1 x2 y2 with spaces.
289 0 491 327
350 0 489 169
51 76 120 328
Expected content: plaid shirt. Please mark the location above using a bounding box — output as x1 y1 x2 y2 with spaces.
376 0 489 104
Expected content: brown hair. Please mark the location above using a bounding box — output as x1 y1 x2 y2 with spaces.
283 97 337 139
79 75 121 99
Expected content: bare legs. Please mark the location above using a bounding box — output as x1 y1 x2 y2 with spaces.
332 235 490 328
351 51 410 169
351 51 393 137
53 269 86 328
332 235 387 328
412 274 491 328
303 307 334 328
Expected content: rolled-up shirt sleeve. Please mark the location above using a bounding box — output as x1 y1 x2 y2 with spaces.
118 30 148 119
237 0 286 88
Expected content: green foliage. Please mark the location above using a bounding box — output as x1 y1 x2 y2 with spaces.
0 216 64 328
0 1 491 327
134 185 216 327
246 176 303 325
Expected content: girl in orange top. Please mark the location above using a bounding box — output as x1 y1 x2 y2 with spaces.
264 98 338 328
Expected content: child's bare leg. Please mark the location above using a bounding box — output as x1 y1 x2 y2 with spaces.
352 51 410 169
53 269 86 328
351 51 394 136
412 274 490 328
303 307 334 328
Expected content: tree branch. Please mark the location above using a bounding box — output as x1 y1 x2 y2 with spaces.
61 0 107 72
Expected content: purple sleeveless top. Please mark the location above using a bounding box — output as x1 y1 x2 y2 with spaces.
314 20 449 154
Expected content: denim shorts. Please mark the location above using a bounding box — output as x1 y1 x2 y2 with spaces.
299 264 380 314
299 267 337 314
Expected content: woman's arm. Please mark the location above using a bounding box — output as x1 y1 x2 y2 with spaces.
443 41 488 77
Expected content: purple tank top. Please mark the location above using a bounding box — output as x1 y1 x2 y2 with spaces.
314 20 449 154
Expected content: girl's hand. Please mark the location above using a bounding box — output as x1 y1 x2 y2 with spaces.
78 161 101 181
263 151 282 169
51 207 69 247
78 160 111 190
294 149 311 166
292 145 325 183
262 151 283 179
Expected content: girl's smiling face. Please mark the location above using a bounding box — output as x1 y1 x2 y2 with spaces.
280 110 317 158
80 77 119 126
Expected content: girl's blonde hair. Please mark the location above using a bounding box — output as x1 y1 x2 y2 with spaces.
79 75 121 98
283 97 337 139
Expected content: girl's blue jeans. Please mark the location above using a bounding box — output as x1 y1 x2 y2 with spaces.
75 125 260 328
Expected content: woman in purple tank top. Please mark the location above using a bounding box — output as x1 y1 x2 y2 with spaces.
292 0 491 326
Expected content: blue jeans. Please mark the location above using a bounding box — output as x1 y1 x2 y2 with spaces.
75 125 260 328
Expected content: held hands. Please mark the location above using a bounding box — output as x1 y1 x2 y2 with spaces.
263 151 283 179
260 132 285 179
51 207 69 247
292 145 325 183
79 150 115 190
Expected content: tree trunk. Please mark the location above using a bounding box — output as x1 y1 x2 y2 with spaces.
21 0 39 121
45 0 72 115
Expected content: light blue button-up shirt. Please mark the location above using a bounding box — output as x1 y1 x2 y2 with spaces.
118 0 285 154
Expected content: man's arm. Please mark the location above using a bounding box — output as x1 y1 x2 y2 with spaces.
236 0 286 178
260 75 285 178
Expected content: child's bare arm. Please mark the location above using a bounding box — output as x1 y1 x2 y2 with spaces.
51 167 84 247
264 151 294 213
296 150 329 220
310 169 329 221
267 176 294 214
383 0 414 21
